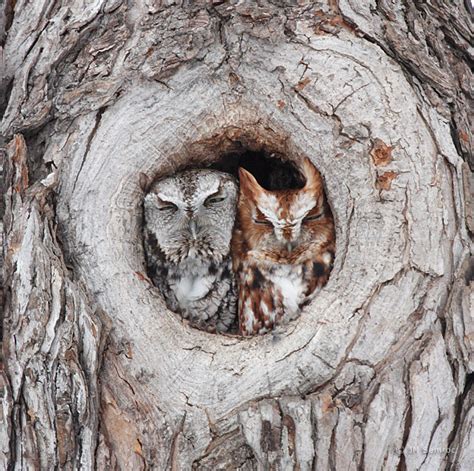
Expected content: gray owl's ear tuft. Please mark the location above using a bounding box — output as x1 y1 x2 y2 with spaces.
139 173 151 192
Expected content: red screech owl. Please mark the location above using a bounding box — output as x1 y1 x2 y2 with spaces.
232 158 335 336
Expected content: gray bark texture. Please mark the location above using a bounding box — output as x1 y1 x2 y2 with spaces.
1 1 473 470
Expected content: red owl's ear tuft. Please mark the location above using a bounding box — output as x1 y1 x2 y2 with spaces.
301 158 322 192
238 168 265 199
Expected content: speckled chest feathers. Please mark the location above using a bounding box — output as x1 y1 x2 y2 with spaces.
143 169 238 333
232 158 335 336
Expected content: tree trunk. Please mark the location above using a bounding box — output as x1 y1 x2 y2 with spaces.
1 1 473 470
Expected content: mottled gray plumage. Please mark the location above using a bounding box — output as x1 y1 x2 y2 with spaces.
143 169 238 333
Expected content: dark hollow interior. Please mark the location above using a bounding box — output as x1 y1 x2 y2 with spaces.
210 145 306 191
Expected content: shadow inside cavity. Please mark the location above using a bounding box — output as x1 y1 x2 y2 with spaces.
211 146 305 191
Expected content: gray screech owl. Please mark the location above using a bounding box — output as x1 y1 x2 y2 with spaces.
142 169 238 333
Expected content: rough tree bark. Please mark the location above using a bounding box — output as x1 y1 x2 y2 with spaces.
1 1 473 470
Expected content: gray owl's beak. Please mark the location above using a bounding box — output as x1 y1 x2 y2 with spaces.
189 219 198 239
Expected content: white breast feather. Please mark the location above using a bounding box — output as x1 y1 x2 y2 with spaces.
170 258 216 305
174 275 215 305
270 266 305 315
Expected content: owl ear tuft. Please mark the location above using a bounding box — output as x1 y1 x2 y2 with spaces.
301 158 322 192
238 168 265 199
139 172 152 192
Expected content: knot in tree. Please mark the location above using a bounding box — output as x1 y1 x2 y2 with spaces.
1 1 473 470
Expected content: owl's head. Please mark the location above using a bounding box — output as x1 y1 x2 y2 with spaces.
144 169 238 263
237 158 332 256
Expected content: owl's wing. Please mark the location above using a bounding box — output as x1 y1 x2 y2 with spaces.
176 259 237 334
238 265 286 336
215 261 238 333
143 229 180 311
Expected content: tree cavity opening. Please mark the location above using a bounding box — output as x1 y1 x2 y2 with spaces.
142 126 335 337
